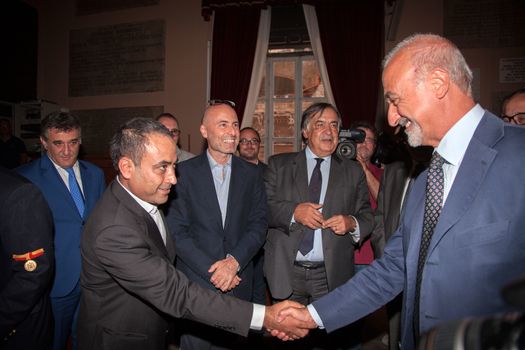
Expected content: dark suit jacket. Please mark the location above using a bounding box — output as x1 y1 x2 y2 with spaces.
16 154 105 297
166 153 268 301
313 112 525 349
78 181 253 350
0 167 54 349
252 161 268 304
264 150 374 299
371 161 410 258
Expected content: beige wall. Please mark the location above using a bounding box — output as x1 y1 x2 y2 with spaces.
33 0 211 154
31 0 524 155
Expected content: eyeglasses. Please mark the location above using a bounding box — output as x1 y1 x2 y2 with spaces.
239 138 260 145
501 112 525 125
167 128 181 136
208 99 236 108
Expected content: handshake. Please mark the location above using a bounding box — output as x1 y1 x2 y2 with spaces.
263 300 319 341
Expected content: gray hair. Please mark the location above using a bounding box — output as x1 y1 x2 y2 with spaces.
109 118 172 171
383 33 473 97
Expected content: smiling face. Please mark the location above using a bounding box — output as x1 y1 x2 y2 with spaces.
41 127 81 168
383 51 435 147
303 107 339 157
200 104 240 164
122 133 177 205
238 128 260 163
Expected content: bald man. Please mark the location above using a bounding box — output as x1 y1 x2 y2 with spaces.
166 102 268 349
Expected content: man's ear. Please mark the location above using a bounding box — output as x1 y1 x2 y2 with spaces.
429 68 449 99
118 156 134 180
199 124 207 139
40 136 48 151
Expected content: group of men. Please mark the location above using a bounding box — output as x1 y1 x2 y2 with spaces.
2 32 525 350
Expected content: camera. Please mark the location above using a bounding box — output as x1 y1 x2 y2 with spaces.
336 128 366 159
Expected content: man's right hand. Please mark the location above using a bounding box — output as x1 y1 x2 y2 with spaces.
294 203 324 229
264 301 312 341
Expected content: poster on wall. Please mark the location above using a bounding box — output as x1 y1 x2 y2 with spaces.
499 58 525 84
69 20 165 97
73 106 163 156
444 0 524 48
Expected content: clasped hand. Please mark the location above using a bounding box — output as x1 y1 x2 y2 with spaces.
209 256 241 292
264 301 318 341
294 202 355 235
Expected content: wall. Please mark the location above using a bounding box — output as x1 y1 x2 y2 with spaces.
32 0 211 156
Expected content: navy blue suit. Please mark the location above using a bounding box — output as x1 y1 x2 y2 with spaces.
17 154 105 349
166 153 267 348
312 112 525 349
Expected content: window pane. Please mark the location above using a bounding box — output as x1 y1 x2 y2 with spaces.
253 100 266 138
302 60 324 97
258 68 266 98
274 61 295 98
273 101 295 138
273 141 294 154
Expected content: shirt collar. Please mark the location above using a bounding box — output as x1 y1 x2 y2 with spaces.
206 150 232 169
116 176 157 215
305 146 332 162
436 104 484 166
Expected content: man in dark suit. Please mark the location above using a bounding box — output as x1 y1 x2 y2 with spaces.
16 112 105 350
276 34 525 350
78 118 307 350
0 167 54 350
166 103 268 349
238 126 267 306
264 102 374 348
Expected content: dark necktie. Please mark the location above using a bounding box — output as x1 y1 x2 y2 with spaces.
298 157 323 255
414 152 445 337
65 167 85 218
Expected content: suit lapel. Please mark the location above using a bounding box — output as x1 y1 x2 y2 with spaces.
224 157 240 232
292 151 308 203
41 155 82 218
112 181 170 257
322 155 343 217
197 154 224 230
428 114 500 256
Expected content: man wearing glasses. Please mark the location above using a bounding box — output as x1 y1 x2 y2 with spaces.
156 113 195 162
501 87 525 125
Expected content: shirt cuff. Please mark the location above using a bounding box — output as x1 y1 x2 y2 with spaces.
250 303 266 330
307 304 324 329
226 253 241 272
349 215 360 243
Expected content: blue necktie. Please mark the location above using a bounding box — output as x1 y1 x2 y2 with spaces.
298 158 323 255
65 167 85 218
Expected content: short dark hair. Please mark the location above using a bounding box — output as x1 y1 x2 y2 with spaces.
351 121 378 142
501 87 525 116
156 112 179 125
109 118 172 171
41 111 81 139
240 127 261 140
300 102 341 133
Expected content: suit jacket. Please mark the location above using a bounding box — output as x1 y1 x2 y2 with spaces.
252 161 268 304
264 150 374 299
0 167 54 349
166 153 268 301
371 161 410 258
78 180 253 350
313 112 525 349
16 154 105 297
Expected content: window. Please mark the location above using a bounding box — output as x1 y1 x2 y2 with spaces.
247 5 328 162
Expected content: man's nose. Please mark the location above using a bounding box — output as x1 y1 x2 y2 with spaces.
387 104 401 127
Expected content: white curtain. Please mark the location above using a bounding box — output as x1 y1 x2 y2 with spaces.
241 8 271 127
302 4 335 106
